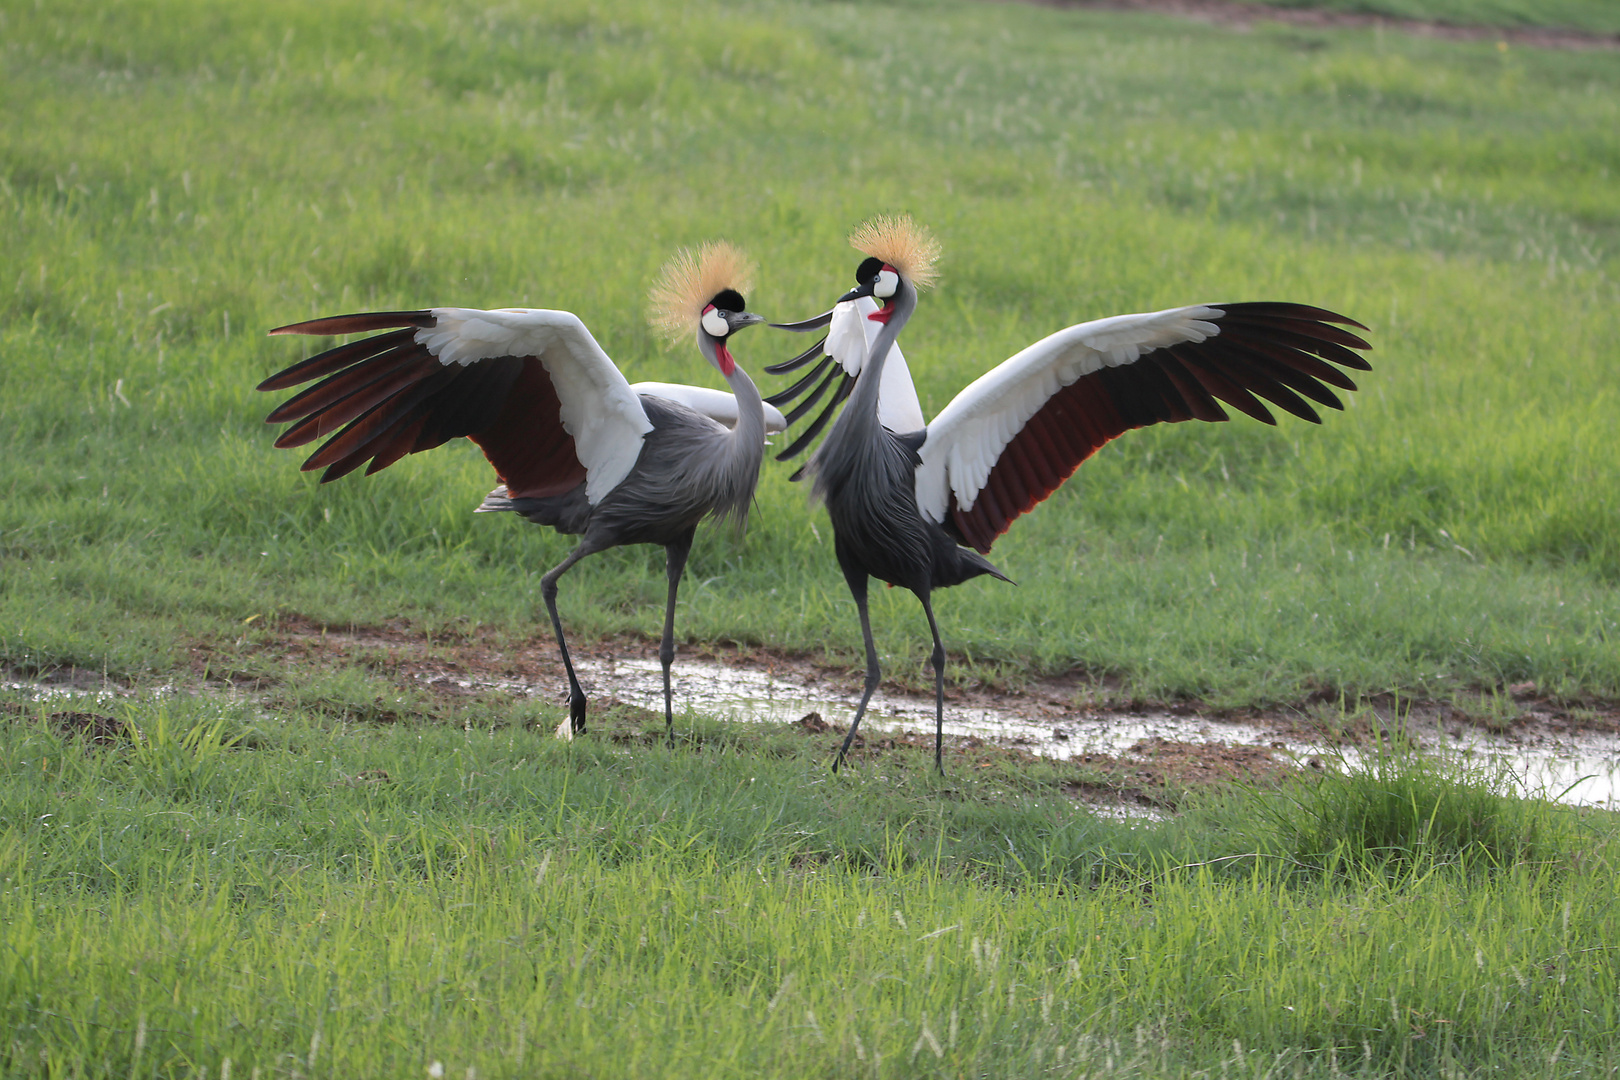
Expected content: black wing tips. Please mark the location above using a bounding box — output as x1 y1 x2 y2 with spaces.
1192 301 1374 425
1209 301 1371 336
257 309 452 483
763 336 830 375
257 311 436 393
762 333 856 462
775 374 854 461
267 310 435 339
1210 302 1373 365
769 310 836 334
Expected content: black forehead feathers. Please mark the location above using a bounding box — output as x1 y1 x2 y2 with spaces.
709 288 746 313
855 257 883 284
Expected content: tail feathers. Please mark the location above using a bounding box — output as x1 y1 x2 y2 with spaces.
943 546 1013 589
475 484 590 533
967 549 1014 585
475 486 516 514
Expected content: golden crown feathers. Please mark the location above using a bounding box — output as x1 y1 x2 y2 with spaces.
648 241 757 345
849 215 941 290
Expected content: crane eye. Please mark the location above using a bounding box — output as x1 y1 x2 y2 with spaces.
701 307 730 337
855 256 883 284
873 269 899 299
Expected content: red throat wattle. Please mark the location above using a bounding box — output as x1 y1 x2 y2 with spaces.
715 341 735 377
867 302 894 324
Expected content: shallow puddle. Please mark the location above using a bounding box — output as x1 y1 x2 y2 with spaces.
572 656 1281 758
2 680 122 705
8 661 1618 811
559 657 1620 811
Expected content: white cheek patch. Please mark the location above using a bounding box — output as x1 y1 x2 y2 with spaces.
701 307 729 338
873 269 899 299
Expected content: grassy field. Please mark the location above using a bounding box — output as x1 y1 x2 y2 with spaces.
4 697 1619 1078
2 0 1618 709
3 0 1619 1074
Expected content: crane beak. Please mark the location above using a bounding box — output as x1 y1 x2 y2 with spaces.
769 310 835 333
769 282 873 333
728 311 767 332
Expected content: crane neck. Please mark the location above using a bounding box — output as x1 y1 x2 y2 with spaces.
844 286 916 440
697 330 768 462
720 358 767 456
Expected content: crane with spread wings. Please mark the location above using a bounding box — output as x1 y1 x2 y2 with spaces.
767 217 1372 772
257 243 786 741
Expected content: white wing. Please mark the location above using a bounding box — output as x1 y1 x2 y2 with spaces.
630 381 788 434
914 306 1224 523
825 297 926 434
420 308 653 503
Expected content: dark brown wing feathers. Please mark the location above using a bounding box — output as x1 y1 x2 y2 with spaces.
268 348 442 436
258 310 588 495
948 301 1371 553
269 311 437 338
468 359 588 499
256 328 422 393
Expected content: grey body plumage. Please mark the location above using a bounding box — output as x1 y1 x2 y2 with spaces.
481 392 764 542
257 243 771 743
483 322 768 741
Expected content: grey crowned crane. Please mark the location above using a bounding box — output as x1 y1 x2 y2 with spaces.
766 216 1373 773
257 243 786 741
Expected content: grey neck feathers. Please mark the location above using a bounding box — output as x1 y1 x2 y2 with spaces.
712 356 766 530
837 285 916 448
804 286 916 506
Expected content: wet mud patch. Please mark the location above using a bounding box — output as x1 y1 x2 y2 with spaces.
1124 736 1296 788
48 711 130 747
15 616 1620 814
244 618 1620 811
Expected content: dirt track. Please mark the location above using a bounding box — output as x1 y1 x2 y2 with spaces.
9 616 1619 813
231 619 1620 808
1000 0 1620 50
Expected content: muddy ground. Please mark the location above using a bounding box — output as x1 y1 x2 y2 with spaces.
12 615 1616 813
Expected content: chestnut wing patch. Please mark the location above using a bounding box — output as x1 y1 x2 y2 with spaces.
948 302 1371 553
468 358 588 499
260 310 586 496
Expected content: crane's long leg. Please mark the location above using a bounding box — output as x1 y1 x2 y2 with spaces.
540 540 603 736
834 569 879 773
659 528 696 748
918 592 947 776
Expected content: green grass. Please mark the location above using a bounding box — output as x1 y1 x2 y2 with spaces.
3 6 1620 1069
4 693 1618 1078
2 0 1618 710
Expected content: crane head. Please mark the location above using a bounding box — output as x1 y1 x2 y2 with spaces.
767 257 910 336
698 289 765 376
648 241 762 375
769 214 938 335
837 258 904 323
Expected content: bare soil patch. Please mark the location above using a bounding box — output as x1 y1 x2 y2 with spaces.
1 699 132 748
13 615 1617 811
47 711 130 747
215 615 1620 808
1002 0 1620 50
